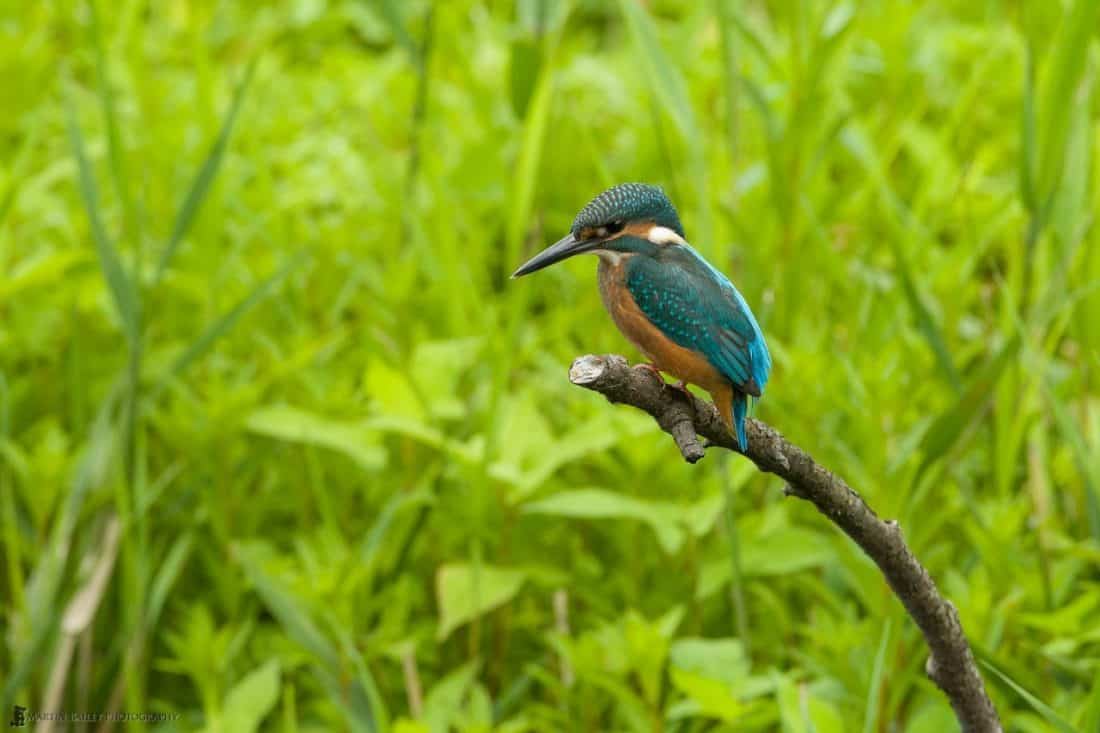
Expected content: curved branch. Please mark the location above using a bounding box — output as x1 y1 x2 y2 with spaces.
568 354 1002 733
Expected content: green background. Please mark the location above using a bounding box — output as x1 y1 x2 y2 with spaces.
2 0 1099 731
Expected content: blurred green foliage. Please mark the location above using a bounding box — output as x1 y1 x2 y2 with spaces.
1 0 1099 731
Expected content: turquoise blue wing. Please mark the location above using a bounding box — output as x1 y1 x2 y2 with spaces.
624 250 770 396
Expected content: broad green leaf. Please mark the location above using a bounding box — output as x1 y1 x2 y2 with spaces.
522 488 684 554
624 610 669 706
365 360 426 422
391 721 430 733
423 661 480 733
409 337 482 419
0 250 87 303
1017 589 1100 633
436 564 525 640
246 405 386 471
363 415 483 463
490 395 560 497
495 413 628 501
904 702 957 733
740 526 834 577
669 668 744 723
698 526 834 599
669 637 749 686
821 2 855 40
218 660 280 733
776 674 846 733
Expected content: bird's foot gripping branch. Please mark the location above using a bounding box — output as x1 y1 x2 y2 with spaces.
568 354 1003 733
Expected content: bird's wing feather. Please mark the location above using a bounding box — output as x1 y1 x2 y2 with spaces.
624 248 769 396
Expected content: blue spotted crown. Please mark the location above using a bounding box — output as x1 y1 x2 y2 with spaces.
571 183 684 238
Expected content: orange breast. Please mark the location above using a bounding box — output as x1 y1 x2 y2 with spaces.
597 256 730 397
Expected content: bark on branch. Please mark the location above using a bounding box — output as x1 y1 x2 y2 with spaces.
568 354 1001 733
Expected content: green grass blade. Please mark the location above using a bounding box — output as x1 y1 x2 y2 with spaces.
887 234 962 393
720 457 749 652
154 59 256 283
163 253 300 381
337 631 386 733
89 0 136 246
981 659 1076 733
237 543 339 669
376 0 417 61
1082 667 1100 733
1048 61 1093 253
616 0 709 240
358 488 434 568
1036 0 1100 208
1019 44 1038 216
843 124 962 391
916 335 1020 479
1044 382 1100 542
616 0 698 145
67 98 139 345
1 384 120 713
714 0 740 166
862 620 891 733
147 533 193 628
726 7 778 73
504 65 555 269
0 121 41 237
0 372 23 614
238 543 380 732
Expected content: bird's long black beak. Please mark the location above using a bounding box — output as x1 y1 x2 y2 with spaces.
511 233 600 278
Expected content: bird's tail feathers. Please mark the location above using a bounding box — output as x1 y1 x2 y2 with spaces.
732 393 748 452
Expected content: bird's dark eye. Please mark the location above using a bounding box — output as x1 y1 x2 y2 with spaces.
589 220 625 240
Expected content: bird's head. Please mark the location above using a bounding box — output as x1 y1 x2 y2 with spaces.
512 183 686 277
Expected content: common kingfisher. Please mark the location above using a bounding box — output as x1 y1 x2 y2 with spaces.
513 183 771 451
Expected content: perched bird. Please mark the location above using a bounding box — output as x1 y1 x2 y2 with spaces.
512 183 771 451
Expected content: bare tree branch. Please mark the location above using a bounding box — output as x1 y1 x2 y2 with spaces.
568 354 1002 733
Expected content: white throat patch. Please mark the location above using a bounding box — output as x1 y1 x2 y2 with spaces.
595 250 626 265
647 225 687 246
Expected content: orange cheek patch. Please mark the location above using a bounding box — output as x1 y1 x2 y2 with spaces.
621 221 656 239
